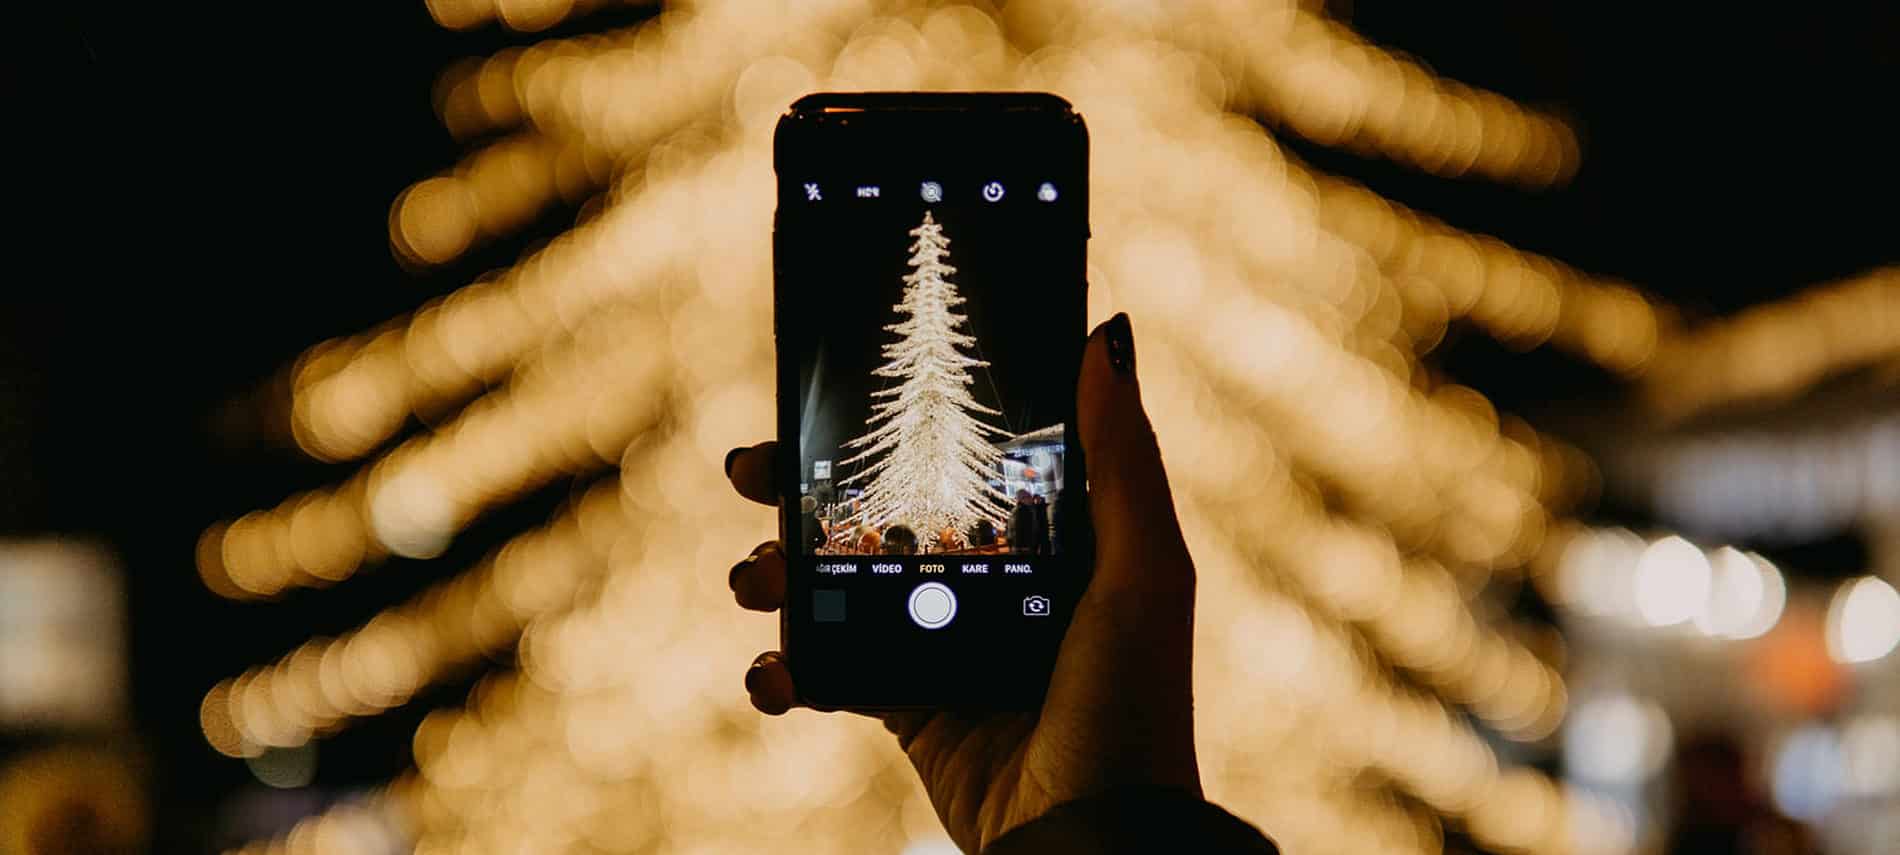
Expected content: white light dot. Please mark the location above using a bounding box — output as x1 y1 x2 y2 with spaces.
1735 552 1787 639
1696 547 1785 639
1557 527 1643 618
1842 715 1900 796
1565 693 1672 783
1633 536 1712 627
1827 576 1900 664
370 469 459 559
1772 726 1842 821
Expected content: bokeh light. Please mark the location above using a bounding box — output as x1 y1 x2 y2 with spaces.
1564 694 1673 784
1632 536 1712 628
187 2 1900 854
1826 575 1900 664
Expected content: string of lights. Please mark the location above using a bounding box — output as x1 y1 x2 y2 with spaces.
1102 211 1552 573
211 306 672 596
1535 522 1794 644
1305 170 1668 374
1639 266 1900 423
288 136 754 463
287 6 1625 465
1187 523 1623 855
389 131 613 267
248 28 1588 714
295 6 1018 464
427 7 844 143
425 0 648 34
1008 0 1580 188
437 0 878 148
300 5 1041 461
236 506 1560 855
202 3 1782 853
201 482 622 756
1127 328 1567 738
1036 37 1589 579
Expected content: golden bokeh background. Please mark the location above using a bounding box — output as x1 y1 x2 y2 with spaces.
200 2 1897 853
4 2 1895 854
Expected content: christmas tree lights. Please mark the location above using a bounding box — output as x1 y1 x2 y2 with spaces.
839 211 1013 542
199 2 1900 853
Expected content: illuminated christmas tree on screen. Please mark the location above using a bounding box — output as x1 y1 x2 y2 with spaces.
839 211 1012 543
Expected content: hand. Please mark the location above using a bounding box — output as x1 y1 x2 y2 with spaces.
723 313 1200 852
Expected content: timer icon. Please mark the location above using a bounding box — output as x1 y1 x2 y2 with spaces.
981 181 1005 203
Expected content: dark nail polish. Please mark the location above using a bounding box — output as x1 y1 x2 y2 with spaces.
1106 312 1135 375
744 660 764 692
728 552 759 591
724 446 744 477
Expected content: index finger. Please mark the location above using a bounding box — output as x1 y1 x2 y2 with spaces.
724 441 778 506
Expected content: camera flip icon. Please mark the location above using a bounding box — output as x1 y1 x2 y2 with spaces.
1022 595 1051 617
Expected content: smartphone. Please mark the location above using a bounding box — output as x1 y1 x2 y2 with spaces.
773 92 1093 710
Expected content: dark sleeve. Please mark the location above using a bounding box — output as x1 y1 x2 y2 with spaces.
983 788 1278 855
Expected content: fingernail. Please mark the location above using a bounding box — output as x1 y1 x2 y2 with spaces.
728 552 759 591
1106 312 1135 375
745 652 780 693
724 446 744 477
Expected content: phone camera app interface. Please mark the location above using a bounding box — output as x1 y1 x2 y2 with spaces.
784 175 1074 564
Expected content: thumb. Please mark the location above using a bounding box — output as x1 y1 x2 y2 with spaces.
1075 312 1195 598
1037 312 1200 796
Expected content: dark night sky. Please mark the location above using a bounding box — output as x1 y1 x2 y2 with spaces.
6 1 1897 850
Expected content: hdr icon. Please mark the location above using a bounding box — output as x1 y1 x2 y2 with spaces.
856 185 880 198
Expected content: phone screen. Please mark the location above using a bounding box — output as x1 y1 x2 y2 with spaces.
774 93 1090 708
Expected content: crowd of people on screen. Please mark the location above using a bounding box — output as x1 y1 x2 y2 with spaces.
798 489 1059 555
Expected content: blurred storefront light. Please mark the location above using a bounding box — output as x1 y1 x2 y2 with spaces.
1565 693 1673 784
1772 725 1843 822
1694 547 1786 640
1556 527 1644 619
1632 536 1712 628
1841 714 1900 797
1826 575 1900 664
1554 528 1787 642
0 540 127 729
